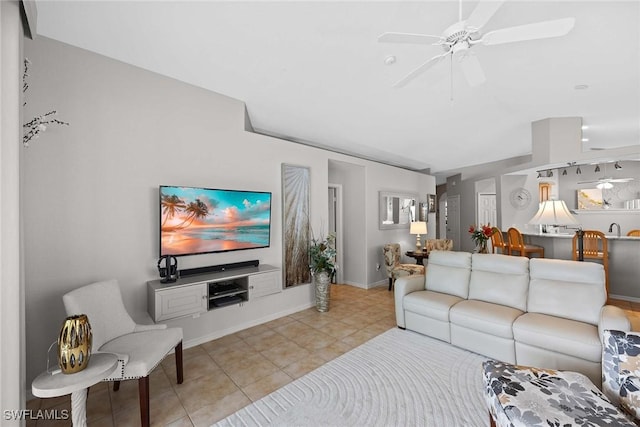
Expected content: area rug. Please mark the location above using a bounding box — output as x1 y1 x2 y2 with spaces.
214 328 488 426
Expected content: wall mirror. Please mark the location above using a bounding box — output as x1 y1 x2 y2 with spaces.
379 191 417 230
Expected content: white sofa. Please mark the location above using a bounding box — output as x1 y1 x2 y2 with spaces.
394 250 630 385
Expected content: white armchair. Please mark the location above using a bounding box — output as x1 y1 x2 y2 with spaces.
63 279 183 427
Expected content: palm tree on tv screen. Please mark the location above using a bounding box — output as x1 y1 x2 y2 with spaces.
161 194 186 226
175 199 209 229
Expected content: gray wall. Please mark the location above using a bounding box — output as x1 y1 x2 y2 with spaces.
328 160 367 287
1 0 26 418
22 36 435 389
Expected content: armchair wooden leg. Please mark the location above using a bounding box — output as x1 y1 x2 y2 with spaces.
138 376 150 427
489 412 496 427
175 341 184 384
113 381 120 392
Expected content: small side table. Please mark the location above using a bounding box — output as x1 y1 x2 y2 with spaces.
405 251 428 265
32 352 118 427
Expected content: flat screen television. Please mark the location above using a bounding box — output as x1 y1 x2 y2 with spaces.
159 185 272 257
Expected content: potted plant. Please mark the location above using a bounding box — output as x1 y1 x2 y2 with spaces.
309 231 337 312
468 224 494 254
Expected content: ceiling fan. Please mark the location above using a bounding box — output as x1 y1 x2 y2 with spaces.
578 177 634 189
378 0 575 88
578 162 634 189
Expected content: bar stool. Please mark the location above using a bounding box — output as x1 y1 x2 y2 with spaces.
507 227 544 258
489 227 508 254
572 230 609 294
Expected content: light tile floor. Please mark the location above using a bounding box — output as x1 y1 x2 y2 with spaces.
27 285 640 427
28 284 396 427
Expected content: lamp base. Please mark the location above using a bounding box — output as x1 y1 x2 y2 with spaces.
415 234 423 254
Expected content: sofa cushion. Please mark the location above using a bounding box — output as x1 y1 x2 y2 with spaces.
450 300 523 339
468 254 529 311
403 290 463 322
513 312 601 363
528 258 606 325
425 251 472 299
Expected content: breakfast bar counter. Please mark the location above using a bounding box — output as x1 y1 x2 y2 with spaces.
523 232 640 300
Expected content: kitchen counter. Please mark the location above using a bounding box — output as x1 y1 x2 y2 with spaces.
524 232 639 241
521 232 640 300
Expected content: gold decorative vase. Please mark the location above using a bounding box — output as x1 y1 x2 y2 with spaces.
58 314 92 374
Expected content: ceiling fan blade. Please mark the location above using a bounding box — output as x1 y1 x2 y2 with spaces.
378 32 443 45
459 52 486 87
479 17 575 46
393 52 449 88
578 177 634 184
465 0 506 32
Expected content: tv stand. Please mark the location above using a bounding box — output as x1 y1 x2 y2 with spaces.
147 264 281 322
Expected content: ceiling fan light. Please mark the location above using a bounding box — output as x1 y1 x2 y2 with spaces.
597 182 613 190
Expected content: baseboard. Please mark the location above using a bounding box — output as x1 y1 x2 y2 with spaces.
368 280 388 289
342 281 367 289
340 280 387 290
609 294 640 303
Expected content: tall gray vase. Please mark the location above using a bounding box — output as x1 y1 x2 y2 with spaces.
314 270 331 312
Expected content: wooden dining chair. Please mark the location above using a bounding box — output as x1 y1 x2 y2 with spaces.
573 230 609 294
627 229 640 237
490 227 508 254
507 227 544 258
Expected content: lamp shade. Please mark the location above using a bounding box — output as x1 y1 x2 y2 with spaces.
528 200 579 226
410 221 427 235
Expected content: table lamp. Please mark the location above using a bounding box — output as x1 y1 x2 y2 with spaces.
410 221 427 254
528 199 584 260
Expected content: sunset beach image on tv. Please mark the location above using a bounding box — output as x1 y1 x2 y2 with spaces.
160 186 271 256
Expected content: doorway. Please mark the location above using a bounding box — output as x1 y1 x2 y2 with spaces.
328 184 344 284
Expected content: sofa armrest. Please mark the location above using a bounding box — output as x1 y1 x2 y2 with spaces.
599 305 631 340
394 275 425 328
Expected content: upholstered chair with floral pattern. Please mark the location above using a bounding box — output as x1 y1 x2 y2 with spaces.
382 243 425 291
483 359 635 427
425 239 453 254
602 329 640 421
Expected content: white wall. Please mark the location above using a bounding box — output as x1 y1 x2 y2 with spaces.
22 36 434 388
1 0 26 419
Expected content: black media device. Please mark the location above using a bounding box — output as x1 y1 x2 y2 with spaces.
157 255 178 283
180 260 259 278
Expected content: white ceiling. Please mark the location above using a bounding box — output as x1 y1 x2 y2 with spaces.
33 1 640 177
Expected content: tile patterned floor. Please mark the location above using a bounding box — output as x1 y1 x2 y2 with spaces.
27 285 640 427
27 284 395 427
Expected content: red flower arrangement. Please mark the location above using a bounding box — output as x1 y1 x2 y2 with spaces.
468 224 494 247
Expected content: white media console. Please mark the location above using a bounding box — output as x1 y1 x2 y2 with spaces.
147 264 281 322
